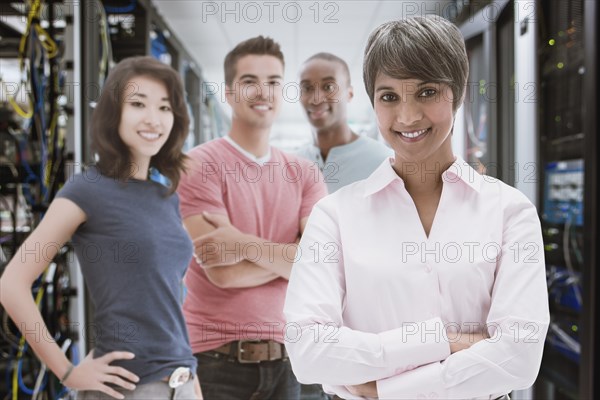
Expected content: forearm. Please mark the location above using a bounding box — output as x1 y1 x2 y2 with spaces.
286 319 450 386
242 234 296 280
1 281 71 380
205 261 279 288
192 216 295 280
341 331 489 399
374 317 549 399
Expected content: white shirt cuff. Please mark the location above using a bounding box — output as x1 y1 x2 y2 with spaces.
377 362 447 399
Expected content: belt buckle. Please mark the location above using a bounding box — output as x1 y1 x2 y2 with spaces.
168 367 191 389
237 340 261 364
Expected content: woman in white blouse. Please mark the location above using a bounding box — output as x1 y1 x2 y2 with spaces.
284 15 549 400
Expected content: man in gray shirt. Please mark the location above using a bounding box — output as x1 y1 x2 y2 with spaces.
296 52 392 193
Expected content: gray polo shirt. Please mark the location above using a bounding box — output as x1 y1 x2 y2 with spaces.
296 135 393 193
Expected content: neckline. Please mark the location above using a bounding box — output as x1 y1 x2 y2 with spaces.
223 136 272 165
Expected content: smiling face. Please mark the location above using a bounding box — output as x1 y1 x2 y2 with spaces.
299 59 353 131
374 73 455 166
225 54 284 129
118 75 174 171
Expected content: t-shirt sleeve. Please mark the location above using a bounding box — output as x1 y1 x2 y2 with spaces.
298 159 328 219
55 173 95 218
178 148 228 219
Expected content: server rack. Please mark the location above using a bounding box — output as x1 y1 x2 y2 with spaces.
535 0 598 398
455 1 597 398
1 2 80 398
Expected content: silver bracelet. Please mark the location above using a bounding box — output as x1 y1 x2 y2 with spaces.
59 364 74 385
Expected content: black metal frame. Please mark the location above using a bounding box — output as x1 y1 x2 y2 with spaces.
580 0 598 397
459 0 511 178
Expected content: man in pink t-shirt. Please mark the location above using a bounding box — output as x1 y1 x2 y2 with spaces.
178 36 327 400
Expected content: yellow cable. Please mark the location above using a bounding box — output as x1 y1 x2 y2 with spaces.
19 0 40 59
8 94 34 119
12 0 60 120
44 112 59 187
33 24 58 58
12 0 38 119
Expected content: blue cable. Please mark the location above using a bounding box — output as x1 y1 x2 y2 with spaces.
16 137 38 205
5 345 16 398
70 339 80 365
15 278 49 395
104 0 136 14
55 387 70 399
16 342 49 395
28 29 48 201
22 34 40 206
32 38 48 200
151 30 168 60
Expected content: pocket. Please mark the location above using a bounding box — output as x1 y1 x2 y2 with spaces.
195 351 228 366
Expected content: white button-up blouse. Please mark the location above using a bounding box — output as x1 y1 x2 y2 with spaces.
284 157 549 399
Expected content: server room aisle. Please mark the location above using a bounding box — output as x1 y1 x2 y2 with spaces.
1 0 598 399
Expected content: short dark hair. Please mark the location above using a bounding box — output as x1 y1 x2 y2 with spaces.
224 36 284 86
363 15 469 112
304 52 351 85
90 56 189 193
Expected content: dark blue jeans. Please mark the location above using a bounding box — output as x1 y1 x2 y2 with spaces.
300 384 332 400
195 351 301 399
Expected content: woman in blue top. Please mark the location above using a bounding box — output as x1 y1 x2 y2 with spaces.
0 56 202 399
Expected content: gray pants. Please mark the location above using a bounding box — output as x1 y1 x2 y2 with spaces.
76 380 195 399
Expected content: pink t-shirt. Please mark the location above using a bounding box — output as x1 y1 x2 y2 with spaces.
178 137 327 353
